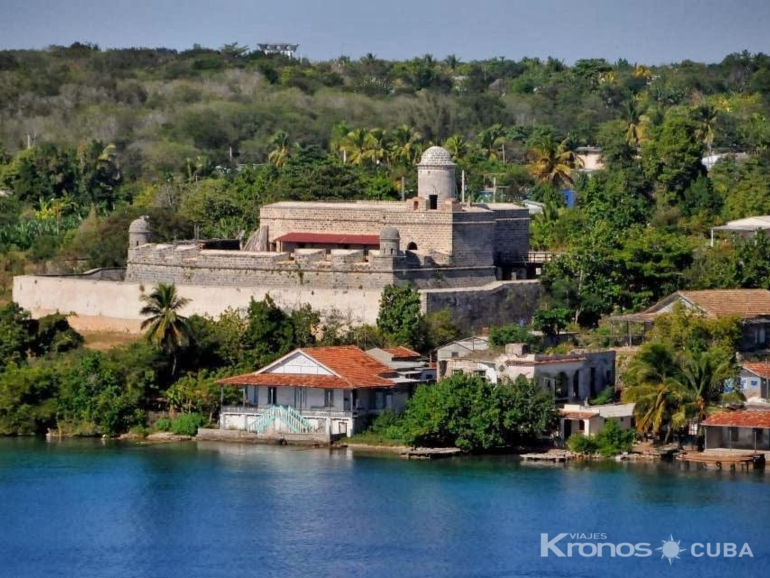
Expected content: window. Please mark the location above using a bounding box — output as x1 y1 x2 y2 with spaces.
451 351 459 358
474 370 486 379
324 389 334 408
429 194 438 210
375 391 385 410
756 429 764 443
578 420 585 432
730 427 739 442
267 387 277 405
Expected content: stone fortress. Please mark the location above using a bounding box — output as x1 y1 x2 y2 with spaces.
14 147 540 332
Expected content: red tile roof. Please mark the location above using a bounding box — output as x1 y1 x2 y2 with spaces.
275 232 380 246
218 345 397 389
678 290 770 319
383 346 422 360
702 409 770 428
742 362 770 379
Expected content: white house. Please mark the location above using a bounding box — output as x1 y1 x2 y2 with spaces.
560 403 635 439
218 346 417 441
441 343 615 403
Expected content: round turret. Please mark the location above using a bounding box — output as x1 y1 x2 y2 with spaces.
417 146 456 207
129 215 151 248
379 226 400 257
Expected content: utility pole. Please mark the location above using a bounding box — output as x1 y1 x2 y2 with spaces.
461 170 465 204
401 176 405 201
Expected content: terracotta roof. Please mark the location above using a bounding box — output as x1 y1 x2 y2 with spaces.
702 409 770 428
561 411 599 420
383 346 422 360
742 362 770 379
218 345 397 389
275 232 380 246
677 290 770 319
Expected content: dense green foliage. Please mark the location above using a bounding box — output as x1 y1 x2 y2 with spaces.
567 420 637 457
391 374 558 451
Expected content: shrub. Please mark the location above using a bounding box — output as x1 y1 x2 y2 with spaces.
567 434 599 454
595 419 636 456
589 387 616 405
169 413 207 436
154 417 172 432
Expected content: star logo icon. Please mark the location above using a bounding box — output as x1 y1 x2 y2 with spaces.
656 535 685 565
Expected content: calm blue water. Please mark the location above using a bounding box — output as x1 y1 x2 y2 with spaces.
0 438 767 578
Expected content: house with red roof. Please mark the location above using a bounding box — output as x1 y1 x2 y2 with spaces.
611 289 770 351
217 346 421 440
702 408 770 451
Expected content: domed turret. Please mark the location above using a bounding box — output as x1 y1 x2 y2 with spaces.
379 226 400 257
129 216 151 248
417 146 456 207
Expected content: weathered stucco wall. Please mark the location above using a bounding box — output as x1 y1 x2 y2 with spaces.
14 275 541 335
13 275 383 332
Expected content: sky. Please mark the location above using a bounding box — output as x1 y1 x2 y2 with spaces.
1 0 769 65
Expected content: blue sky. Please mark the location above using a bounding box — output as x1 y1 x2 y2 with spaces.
2 0 769 64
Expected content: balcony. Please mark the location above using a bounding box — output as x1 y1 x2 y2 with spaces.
221 404 358 419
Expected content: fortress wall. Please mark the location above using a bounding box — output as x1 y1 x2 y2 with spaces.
450 212 497 266
13 275 540 335
13 275 385 332
491 207 530 264
421 280 541 332
394 266 498 289
259 204 457 256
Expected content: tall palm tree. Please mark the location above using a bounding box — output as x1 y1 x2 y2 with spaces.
268 130 291 167
389 124 423 166
140 283 191 375
366 128 389 166
526 134 583 188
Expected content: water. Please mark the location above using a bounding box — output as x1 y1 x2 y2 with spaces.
0 438 767 578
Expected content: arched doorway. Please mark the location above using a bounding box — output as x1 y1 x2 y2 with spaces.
406 242 418 251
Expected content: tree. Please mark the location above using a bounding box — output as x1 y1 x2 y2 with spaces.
532 307 570 337
242 294 297 366
268 130 291 167
398 374 557 451
527 134 582 188
389 124 422 166
376 284 425 350
139 283 191 375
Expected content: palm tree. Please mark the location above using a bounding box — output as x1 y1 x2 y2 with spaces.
140 283 191 375
477 124 507 161
673 352 735 424
443 134 469 164
268 130 291 167
622 381 690 441
389 124 423 166
329 121 352 162
366 128 389 166
690 100 719 157
340 128 370 165
526 134 583 188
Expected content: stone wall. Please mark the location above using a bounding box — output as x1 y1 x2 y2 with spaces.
422 280 541 332
13 274 384 332
14 274 541 335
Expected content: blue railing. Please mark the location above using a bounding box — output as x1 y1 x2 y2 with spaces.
247 405 313 434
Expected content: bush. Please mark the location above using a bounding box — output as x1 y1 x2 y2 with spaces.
169 413 207 436
155 417 172 432
567 434 599 454
567 420 636 457
595 419 636 456
589 387 616 405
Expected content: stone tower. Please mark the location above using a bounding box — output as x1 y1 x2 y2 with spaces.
379 226 400 257
128 216 151 248
417 146 456 209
